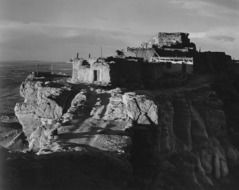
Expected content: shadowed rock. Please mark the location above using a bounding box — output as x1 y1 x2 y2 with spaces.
8 73 239 190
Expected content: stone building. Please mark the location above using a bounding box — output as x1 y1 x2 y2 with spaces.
127 32 196 74
147 32 196 51
69 32 232 86
71 57 110 84
70 56 165 87
70 33 197 86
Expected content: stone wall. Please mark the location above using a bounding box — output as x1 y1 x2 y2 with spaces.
148 32 190 48
75 66 92 83
71 59 111 84
91 62 111 84
108 58 165 87
162 63 193 74
157 32 190 47
127 48 155 60
194 52 232 73
71 57 192 88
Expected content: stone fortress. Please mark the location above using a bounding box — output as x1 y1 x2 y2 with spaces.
69 32 232 87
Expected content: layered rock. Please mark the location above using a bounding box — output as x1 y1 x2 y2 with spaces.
150 88 238 189
12 73 239 190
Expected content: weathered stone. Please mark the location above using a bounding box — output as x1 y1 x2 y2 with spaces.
13 73 239 190
15 103 41 139
149 32 192 48
226 146 239 164
104 94 127 121
191 105 209 141
173 94 192 149
200 148 214 174
15 77 73 141
122 93 158 125
157 99 175 152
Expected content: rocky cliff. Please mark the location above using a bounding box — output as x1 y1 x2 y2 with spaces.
2 73 239 190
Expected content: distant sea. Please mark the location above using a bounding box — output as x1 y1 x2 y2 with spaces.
0 61 72 116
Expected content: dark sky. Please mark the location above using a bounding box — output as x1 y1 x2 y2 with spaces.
0 0 238 61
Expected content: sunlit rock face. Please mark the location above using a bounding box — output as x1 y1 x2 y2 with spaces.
14 74 159 154
11 73 239 190
15 74 72 142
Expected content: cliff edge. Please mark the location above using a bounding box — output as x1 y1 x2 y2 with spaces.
2 72 239 190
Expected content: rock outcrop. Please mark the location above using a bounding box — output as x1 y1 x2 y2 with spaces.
0 114 27 151
6 73 239 190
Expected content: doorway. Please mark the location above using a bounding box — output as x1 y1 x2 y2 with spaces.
93 70 99 81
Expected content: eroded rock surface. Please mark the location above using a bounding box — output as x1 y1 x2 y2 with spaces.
6 73 239 190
